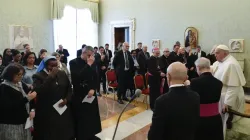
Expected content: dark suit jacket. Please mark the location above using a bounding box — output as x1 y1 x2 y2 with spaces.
159 55 170 74
77 49 82 58
195 51 206 58
112 50 134 75
137 51 150 73
104 49 112 62
148 86 200 140
135 48 142 55
168 51 180 64
56 49 70 64
190 72 223 140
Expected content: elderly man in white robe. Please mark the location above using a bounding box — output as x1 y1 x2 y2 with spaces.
211 44 250 139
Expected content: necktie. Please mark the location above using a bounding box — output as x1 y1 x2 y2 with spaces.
125 52 129 69
106 50 109 59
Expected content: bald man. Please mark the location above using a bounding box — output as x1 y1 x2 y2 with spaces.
148 62 200 140
113 42 134 104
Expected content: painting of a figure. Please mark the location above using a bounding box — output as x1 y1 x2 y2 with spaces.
9 25 33 50
152 39 160 48
184 27 198 49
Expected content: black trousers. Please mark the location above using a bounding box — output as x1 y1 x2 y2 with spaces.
100 69 107 92
117 70 133 100
148 75 161 110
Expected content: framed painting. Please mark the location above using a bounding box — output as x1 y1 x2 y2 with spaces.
229 39 244 53
152 39 160 48
184 27 198 49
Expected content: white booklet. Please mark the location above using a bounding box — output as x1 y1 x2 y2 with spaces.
25 117 33 129
82 95 95 104
53 99 67 115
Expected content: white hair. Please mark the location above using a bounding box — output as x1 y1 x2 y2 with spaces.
195 57 211 69
82 46 94 53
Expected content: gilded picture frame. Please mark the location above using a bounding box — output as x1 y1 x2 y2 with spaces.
184 27 198 49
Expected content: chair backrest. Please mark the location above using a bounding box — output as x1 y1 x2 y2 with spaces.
145 73 149 87
106 70 117 82
134 74 145 89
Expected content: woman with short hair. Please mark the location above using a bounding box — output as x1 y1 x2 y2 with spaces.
0 63 37 140
22 52 38 86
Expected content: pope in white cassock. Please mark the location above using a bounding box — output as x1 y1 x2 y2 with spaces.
211 44 250 139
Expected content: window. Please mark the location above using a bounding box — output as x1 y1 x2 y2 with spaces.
53 6 98 63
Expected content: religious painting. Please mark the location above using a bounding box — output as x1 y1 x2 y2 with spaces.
229 39 244 53
152 39 160 48
9 25 33 50
184 27 198 49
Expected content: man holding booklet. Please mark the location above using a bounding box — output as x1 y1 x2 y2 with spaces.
70 46 102 140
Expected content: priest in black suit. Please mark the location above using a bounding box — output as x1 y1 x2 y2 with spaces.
112 42 134 104
159 48 171 94
148 62 200 140
137 45 150 86
168 44 181 64
69 46 101 140
148 48 165 110
190 57 223 140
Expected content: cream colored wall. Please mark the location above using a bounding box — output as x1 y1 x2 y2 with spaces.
99 0 250 87
0 0 54 54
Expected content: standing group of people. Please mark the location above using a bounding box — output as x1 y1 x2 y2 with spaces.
0 44 103 140
148 44 250 140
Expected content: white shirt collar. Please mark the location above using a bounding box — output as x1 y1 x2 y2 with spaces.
169 84 184 88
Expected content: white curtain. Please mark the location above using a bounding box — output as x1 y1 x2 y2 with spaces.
53 6 98 63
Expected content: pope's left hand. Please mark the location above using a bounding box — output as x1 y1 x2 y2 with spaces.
222 104 229 113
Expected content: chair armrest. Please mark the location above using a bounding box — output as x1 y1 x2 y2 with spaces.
228 108 250 118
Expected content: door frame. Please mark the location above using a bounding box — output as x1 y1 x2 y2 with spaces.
110 18 135 53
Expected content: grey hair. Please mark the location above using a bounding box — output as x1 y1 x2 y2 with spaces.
195 57 211 69
82 46 94 53
51 52 60 57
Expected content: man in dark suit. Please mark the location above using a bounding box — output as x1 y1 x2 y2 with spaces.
137 45 150 86
195 45 206 58
77 44 86 58
94 47 102 96
148 62 200 140
190 57 223 140
168 44 181 64
104 43 112 63
113 42 134 104
137 45 150 74
99 46 109 94
56 45 70 65
159 48 171 93
135 42 142 55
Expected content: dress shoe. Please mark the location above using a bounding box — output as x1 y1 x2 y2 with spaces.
117 99 124 104
123 97 129 102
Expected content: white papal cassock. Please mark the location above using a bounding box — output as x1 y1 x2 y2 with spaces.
211 54 250 138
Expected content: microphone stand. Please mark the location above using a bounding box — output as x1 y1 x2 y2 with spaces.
112 101 132 140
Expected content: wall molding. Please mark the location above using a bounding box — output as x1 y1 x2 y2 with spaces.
109 18 135 53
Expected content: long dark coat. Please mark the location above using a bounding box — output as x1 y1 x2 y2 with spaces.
32 70 75 140
190 72 223 140
69 57 101 140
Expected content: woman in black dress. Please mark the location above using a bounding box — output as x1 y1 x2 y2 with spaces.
32 56 74 140
0 63 37 140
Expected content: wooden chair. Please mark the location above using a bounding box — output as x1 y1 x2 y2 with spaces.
105 70 118 100
134 74 149 109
